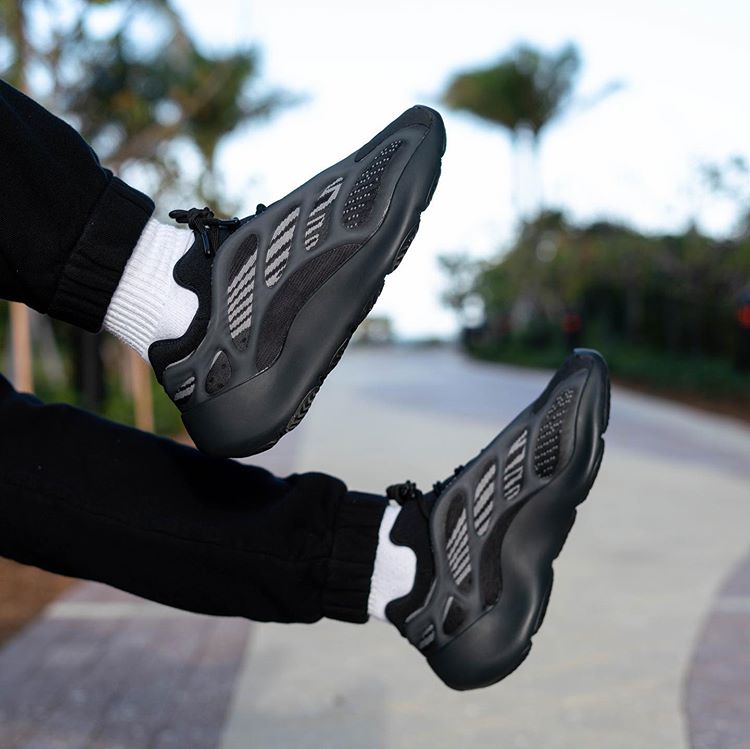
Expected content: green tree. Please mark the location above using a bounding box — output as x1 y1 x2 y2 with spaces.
0 0 288 425
437 252 483 325
1 0 289 206
442 43 581 219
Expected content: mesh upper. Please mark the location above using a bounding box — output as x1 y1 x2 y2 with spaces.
304 177 343 251
534 388 576 478
265 206 300 287
255 244 361 371
342 140 403 229
502 429 528 501
472 461 497 536
226 235 259 352
444 493 472 589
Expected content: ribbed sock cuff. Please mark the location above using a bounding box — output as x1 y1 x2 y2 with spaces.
323 491 386 624
48 176 154 332
103 217 194 359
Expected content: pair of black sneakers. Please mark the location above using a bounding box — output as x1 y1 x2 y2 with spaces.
150 106 610 690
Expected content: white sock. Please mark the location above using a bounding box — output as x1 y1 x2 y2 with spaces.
367 504 417 621
104 217 198 360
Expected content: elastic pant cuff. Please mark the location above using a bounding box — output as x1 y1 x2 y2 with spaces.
323 491 386 623
48 176 154 331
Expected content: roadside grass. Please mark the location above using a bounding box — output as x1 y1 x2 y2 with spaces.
469 339 750 416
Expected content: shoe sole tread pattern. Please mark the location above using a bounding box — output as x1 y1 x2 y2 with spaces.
410 349 610 690
169 107 446 456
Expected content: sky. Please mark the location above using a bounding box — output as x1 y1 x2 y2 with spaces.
169 0 750 338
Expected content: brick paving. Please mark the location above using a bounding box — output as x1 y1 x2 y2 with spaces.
0 583 250 749
686 550 750 749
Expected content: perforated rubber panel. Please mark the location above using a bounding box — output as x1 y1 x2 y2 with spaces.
444 493 472 590
265 206 301 287
472 461 497 536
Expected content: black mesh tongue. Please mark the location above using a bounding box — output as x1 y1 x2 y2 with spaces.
384 493 436 634
386 480 421 504
147 208 254 383
147 236 212 383
168 207 241 256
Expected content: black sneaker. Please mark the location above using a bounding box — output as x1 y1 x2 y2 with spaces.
385 349 610 690
149 106 445 457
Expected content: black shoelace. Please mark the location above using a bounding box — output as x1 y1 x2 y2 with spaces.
386 463 466 518
430 464 465 498
169 204 267 257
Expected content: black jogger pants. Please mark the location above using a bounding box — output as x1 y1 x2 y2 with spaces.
0 79 385 625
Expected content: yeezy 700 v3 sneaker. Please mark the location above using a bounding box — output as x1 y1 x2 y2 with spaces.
149 106 445 457
385 350 610 690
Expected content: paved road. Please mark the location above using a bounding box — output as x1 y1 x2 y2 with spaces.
1 345 749 748
222 346 750 749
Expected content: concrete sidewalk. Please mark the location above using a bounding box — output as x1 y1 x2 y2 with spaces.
1 346 749 749
219 347 750 749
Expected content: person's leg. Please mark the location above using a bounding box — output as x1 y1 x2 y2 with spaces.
0 80 447 460
0 350 609 691
0 81 610 690
0 80 154 331
0 373 384 623
0 80 198 346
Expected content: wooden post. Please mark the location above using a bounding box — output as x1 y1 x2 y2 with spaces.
10 8 34 395
128 348 154 432
9 302 33 392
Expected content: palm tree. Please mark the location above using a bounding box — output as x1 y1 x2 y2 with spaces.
442 43 581 220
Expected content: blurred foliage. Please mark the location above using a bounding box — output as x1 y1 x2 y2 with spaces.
0 0 290 434
437 252 482 321
441 42 749 407
442 42 581 139
471 337 750 402
449 206 750 401
0 0 291 206
441 43 621 222
442 43 584 219
475 210 750 351
33 343 184 435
